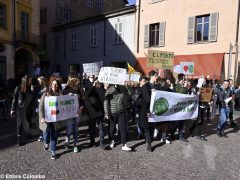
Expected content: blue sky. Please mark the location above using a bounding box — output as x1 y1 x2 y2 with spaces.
127 0 136 5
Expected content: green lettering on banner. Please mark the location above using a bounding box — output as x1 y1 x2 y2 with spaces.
49 101 58 107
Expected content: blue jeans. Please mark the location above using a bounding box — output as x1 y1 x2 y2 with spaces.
43 123 58 152
65 117 80 146
217 107 230 133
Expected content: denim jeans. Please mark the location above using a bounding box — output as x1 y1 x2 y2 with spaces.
217 107 230 133
88 117 104 145
43 123 58 152
65 117 80 146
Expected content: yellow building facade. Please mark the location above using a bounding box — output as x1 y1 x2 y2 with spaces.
0 0 39 82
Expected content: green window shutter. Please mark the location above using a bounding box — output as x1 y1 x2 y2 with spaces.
187 16 195 44
209 12 219 42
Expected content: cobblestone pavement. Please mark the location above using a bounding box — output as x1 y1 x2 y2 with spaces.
1 112 240 180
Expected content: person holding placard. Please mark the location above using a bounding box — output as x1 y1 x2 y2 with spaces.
62 75 82 153
39 78 62 159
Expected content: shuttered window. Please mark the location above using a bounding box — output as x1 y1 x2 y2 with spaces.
90 26 98 47
0 3 7 29
71 32 78 50
144 22 165 48
187 12 218 44
113 22 123 44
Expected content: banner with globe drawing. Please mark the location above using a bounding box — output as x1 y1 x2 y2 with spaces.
149 91 199 122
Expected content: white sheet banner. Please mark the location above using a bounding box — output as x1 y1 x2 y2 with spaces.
149 91 199 122
98 67 127 85
83 61 103 76
44 95 79 122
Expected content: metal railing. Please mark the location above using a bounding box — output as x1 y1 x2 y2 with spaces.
15 31 39 45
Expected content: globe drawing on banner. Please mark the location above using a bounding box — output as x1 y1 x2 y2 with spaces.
153 98 169 116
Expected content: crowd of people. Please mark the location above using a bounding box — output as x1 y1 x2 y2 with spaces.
1 70 240 160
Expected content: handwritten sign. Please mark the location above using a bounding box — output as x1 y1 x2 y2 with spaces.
180 62 194 74
147 50 174 69
83 61 103 76
44 95 79 122
199 88 213 103
98 67 127 85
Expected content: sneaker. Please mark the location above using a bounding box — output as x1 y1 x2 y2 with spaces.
196 136 207 141
153 129 158 139
230 122 239 129
73 146 79 153
160 138 171 144
51 151 56 160
110 140 115 149
99 143 105 149
64 142 70 150
38 136 43 142
216 129 222 137
44 144 49 151
122 144 131 151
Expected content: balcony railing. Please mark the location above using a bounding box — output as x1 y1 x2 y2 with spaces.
15 31 39 45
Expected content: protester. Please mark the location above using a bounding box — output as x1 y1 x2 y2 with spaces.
173 73 189 142
62 75 82 153
0 83 8 121
39 78 62 159
10 75 36 146
36 76 48 142
216 80 233 137
104 84 131 151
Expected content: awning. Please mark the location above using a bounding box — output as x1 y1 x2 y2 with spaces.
136 53 224 79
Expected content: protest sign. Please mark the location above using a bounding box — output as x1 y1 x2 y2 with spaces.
98 67 127 85
149 91 199 122
180 62 194 74
147 50 174 69
199 88 213 103
44 95 79 122
83 61 103 76
130 73 141 82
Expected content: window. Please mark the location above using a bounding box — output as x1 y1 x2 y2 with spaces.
150 23 159 47
0 56 6 82
144 22 165 48
63 9 71 22
196 15 209 41
88 0 93 8
55 35 60 51
113 22 123 44
0 3 7 29
188 13 218 44
90 26 98 47
21 12 29 40
71 32 77 50
42 33 47 50
97 1 103 12
40 7 47 24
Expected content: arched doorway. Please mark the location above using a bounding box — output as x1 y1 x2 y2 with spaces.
15 48 33 79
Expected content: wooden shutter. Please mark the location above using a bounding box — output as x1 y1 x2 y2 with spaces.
159 22 166 47
144 24 149 48
209 12 219 42
187 16 195 44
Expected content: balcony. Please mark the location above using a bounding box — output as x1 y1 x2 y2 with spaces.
15 31 39 46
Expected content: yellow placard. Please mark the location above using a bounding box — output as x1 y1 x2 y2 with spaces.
147 50 174 69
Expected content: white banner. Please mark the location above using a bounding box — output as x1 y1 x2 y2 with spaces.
149 91 199 122
44 95 79 122
83 61 103 76
98 67 127 85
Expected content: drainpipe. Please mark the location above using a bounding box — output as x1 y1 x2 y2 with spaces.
136 0 141 53
13 0 16 78
234 0 240 81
